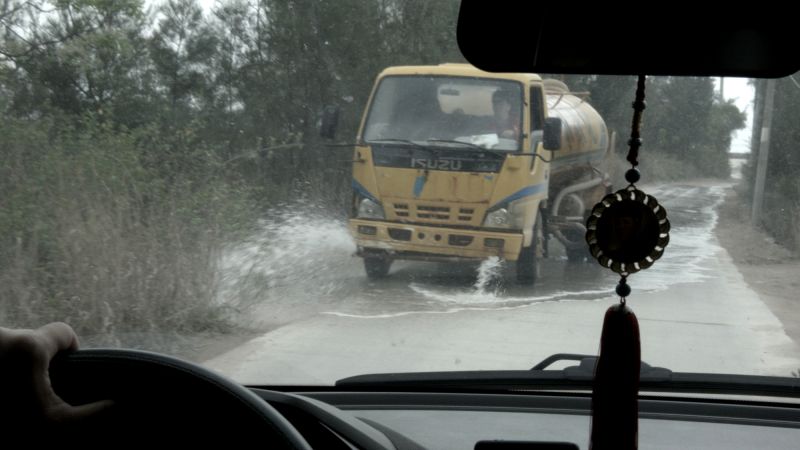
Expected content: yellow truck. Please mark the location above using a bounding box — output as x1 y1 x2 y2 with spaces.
338 64 611 283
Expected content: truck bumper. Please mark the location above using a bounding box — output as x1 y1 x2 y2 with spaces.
349 219 523 261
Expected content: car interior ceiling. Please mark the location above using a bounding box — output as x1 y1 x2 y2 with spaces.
456 2 798 78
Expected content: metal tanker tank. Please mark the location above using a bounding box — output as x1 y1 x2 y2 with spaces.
544 79 610 178
542 79 613 259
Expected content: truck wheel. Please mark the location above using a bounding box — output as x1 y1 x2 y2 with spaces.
516 217 542 285
565 212 591 262
364 256 392 279
566 247 588 262
565 228 590 262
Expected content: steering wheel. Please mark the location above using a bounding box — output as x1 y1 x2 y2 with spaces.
49 348 312 449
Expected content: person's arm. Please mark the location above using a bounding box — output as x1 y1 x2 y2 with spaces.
0 322 112 425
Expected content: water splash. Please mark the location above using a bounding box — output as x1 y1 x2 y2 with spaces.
473 256 505 294
217 203 357 307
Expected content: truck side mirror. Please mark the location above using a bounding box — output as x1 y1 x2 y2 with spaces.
543 117 562 150
320 105 340 139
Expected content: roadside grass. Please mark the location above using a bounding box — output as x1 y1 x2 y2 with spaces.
0 118 261 353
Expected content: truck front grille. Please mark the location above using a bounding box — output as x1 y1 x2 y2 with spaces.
416 205 450 220
392 204 477 223
394 203 409 217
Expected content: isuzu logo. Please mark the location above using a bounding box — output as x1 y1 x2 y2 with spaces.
372 146 502 173
411 158 463 170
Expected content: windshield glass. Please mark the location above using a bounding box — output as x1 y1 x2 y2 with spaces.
364 76 524 150
1 0 799 388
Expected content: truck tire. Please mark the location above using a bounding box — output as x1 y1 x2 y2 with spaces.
565 212 591 262
516 216 542 285
364 256 392 279
565 228 590 262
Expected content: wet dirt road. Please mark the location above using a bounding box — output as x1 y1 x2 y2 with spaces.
206 181 800 384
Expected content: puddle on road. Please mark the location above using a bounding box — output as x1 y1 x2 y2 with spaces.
403 184 728 313
219 184 731 320
411 283 613 307
634 185 726 290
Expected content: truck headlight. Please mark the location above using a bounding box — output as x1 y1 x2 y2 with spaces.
484 208 510 227
357 198 385 219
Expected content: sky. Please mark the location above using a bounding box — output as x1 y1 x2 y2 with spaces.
720 77 754 154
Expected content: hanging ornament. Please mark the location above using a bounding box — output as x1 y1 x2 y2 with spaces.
585 75 671 300
588 75 670 450
585 184 670 279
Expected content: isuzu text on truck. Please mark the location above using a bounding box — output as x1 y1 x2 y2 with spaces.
335 64 611 284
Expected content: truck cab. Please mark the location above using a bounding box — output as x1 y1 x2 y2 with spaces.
348 64 610 283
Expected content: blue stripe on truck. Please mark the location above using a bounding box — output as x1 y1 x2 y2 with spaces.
491 182 547 208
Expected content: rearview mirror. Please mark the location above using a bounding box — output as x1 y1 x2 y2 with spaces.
457 2 799 77
543 117 562 150
320 105 340 140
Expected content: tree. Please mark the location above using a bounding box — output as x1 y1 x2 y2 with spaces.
750 76 800 249
565 74 745 179
149 0 216 118
1 1 152 125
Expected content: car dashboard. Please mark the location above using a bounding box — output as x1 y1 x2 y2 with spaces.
252 387 800 449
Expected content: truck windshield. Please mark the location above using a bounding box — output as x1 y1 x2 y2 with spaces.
363 76 524 151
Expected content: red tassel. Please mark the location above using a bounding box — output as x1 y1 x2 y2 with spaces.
590 303 641 450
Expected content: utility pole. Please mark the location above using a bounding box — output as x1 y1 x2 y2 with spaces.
750 80 764 155
751 78 776 224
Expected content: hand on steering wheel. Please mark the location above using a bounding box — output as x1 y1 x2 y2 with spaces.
48 348 313 449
